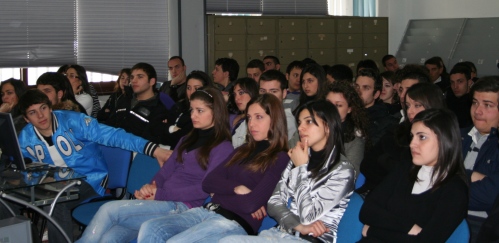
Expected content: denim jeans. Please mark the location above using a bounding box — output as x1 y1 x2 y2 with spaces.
220 227 308 243
137 207 247 243
76 200 189 243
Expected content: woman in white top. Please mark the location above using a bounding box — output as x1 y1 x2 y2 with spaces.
65 64 99 116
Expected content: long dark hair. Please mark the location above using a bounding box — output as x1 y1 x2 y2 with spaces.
297 63 329 112
396 83 446 146
228 77 259 114
176 87 231 169
225 94 288 172
178 70 213 112
296 100 344 180
409 109 467 190
67 64 91 94
1 79 27 104
0 78 27 116
327 81 369 145
380 71 399 104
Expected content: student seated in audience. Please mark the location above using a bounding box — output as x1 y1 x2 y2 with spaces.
212 57 239 100
159 56 188 102
380 71 401 115
37 72 87 113
396 64 432 122
326 64 354 83
220 100 355 243
137 94 290 242
301 57 317 66
358 83 445 196
97 68 131 122
0 78 26 114
105 62 174 146
289 63 329 147
461 76 499 240
263 55 281 71
164 70 214 149
294 63 328 114
447 65 473 128
1 78 27 132
283 60 305 111
64 64 101 117
77 87 233 243
258 70 297 141
0 89 170 243
357 59 379 74
326 80 369 176
381 54 400 72
355 68 397 145
246 59 265 82
229 78 259 148
359 108 468 242
425 56 450 92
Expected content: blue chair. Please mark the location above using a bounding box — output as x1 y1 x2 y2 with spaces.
123 154 161 243
125 153 161 197
446 219 470 243
337 192 364 243
71 145 134 226
259 216 277 233
355 173 366 189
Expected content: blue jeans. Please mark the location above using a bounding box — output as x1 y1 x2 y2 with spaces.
137 207 247 243
220 227 307 243
76 200 189 243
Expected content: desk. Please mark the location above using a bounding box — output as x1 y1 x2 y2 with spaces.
0 165 86 243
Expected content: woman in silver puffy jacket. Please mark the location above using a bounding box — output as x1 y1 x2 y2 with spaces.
221 100 355 243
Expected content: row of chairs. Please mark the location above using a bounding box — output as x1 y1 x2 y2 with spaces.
72 147 159 226
71 146 469 242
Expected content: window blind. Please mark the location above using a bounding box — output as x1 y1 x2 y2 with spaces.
0 0 76 67
77 0 169 80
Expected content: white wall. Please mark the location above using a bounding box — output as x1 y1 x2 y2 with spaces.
378 0 499 54
167 0 206 79
180 0 206 73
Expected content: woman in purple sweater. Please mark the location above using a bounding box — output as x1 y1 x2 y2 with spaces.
77 87 233 243
137 94 290 243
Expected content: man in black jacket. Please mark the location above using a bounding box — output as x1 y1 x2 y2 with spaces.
446 65 473 128
159 56 187 102
355 68 397 146
106 62 174 146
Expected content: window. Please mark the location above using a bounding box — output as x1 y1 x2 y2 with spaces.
328 0 354 16
0 68 21 82
0 67 118 86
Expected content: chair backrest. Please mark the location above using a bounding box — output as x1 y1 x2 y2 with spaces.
258 216 277 233
99 145 133 189
355 173 366 189
446 219 470 243
337 192 364 243
127 153 161 195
